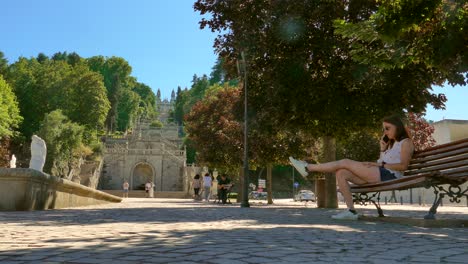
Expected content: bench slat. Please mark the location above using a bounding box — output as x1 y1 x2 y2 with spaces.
413 139 468 158
352 168 468 193
350 174 429 190
408 165 468 177
351 177 428 193
409 149 468 167
405 160 468 176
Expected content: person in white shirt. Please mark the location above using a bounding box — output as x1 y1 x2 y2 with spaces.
202 173 213 202
290 115 414 220
122 181 129 198
145 181 152 198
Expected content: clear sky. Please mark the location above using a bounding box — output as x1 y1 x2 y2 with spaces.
2 0 217 100
2 0 466 122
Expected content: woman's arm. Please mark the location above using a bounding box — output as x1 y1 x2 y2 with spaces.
384 139 414 171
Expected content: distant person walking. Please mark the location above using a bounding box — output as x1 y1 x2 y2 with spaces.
202 173 213 202
192 174 202 200
149 181 155 198
145 181 152 198
217 174 231 204
122 181 129 198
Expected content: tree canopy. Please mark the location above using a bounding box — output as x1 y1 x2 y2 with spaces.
7 57 110 139
334 0 467 88
194 0 462 140
0 75 22 139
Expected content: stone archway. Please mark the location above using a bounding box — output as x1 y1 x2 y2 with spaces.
132 163 154 190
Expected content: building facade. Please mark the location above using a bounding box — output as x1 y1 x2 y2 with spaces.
100 121 186 192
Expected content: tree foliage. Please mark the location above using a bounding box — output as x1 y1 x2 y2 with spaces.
407 112 436 151
173 75 211 126
185 82 315 171
334 0 467 91
87 56 133 131
0 75 22 139
86 56 157 132
7 57 110 140
37 110 85 178
132 81 158 119
185 85 243 170
0 52 8 77
336 130 380 162
194 0 453 140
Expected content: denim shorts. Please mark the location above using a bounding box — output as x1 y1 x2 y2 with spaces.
379 167 397 182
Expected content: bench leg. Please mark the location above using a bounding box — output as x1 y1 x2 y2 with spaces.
353 192 384 217
424 192 444 220
370 200 384 217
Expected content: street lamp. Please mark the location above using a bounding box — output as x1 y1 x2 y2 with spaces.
237 51 250 208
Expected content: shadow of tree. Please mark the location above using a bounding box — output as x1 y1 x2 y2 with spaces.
0 199 467 263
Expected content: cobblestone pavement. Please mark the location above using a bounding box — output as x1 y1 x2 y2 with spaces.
0 198 467 264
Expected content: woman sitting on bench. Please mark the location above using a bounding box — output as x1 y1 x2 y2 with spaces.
290 115 414 220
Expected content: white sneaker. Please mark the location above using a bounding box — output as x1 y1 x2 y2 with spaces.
331 210 359 220
289 157 309 177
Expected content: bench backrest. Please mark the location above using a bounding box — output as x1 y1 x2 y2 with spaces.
405 138 468 183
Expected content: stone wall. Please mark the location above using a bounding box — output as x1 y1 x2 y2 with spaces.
0 168 121 211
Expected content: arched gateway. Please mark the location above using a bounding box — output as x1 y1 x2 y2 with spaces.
131 162 154 190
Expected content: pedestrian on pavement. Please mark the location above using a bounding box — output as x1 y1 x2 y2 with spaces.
122 180 129 198
192 174 202 200
217 174 231 204
290 115 414 220
145 181 152 198
149 181 155 198
202 173 213 202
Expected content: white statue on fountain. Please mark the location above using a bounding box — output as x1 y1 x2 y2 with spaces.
29 135 47 172
9 154 16 168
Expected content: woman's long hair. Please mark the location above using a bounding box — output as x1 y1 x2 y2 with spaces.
382 115 410 143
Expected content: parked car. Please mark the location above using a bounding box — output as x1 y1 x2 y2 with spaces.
249 191 268 200
294 190 315 202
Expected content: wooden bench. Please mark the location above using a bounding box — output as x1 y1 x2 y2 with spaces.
351 138 468 219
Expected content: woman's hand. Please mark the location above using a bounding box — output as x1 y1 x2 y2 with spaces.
362 162 379 167
379 136 389 151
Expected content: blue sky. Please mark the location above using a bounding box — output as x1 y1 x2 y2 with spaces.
2 0 466 122
2 0 217 99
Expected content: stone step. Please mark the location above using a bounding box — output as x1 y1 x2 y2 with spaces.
101 190 189 198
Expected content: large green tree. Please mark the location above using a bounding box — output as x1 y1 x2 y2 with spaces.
0 52 8 77
334 0 467 89
7 57 110 140
132 81 158 120
185 83 315 202
185 85 243 170
0 75 22 138
37 110 85 178
174 75 211 125
87 56 133 132
194 0 460 207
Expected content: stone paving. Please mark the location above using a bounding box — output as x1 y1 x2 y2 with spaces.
0 198 467 264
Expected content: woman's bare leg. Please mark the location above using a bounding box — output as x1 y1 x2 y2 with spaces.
335 169 369 209
307 159 380 183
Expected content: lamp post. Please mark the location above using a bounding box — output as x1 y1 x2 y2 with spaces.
237 51 250 208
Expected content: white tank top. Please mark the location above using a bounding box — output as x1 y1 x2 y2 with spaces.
377 138 409 178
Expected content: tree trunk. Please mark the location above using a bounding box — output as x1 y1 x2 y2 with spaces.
316 136 338 208
267 164 273 204
315 177 326 207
